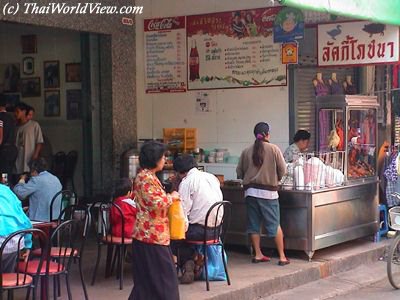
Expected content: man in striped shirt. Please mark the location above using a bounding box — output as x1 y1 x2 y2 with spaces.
0 95 17 175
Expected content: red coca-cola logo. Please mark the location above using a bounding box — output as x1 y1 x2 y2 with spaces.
261 13 275 24
261 8 278 27
147 18 179 31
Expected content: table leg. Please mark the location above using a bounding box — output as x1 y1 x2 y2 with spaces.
40 276 49 300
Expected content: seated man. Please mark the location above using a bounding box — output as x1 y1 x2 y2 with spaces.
0 183 32 272
13 158 62 222
172 154 223 283
111 178 137 238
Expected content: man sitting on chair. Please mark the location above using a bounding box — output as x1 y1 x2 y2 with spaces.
172 154 223 284
14 158 62 222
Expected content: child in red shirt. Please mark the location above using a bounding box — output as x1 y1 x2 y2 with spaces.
111 178 137 238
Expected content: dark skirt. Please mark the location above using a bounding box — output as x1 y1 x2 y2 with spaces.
129 239 180 300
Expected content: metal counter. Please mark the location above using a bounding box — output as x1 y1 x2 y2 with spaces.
222 180 379 260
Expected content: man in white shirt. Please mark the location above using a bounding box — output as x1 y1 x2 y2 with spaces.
172 154 223 284
14 103 43 175
174 154 223 241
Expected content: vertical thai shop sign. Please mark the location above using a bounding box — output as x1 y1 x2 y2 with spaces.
318 21 399 67
187 8 287 90
144 17 187 93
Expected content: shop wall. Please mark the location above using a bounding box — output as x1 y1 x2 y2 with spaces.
0 23 84 194
135 0 290 155
0 0 137 192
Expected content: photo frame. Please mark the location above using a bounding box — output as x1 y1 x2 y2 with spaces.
43 60 60 88
21 35 37 54
44 90 60 117
65 63 81 82
21 77 41 97
22 57 34 75
66 89 82 120
0 63 20 93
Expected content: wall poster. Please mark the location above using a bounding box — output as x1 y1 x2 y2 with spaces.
187 8 287 90
144 16 187 93
318 21 399 67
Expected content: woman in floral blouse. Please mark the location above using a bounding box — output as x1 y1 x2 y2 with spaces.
129 141 180 300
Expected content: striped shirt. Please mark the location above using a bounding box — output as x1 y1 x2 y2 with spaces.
0 119 3 127
0 235 24 254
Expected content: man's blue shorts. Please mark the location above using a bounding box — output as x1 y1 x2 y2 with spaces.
246 196 280 237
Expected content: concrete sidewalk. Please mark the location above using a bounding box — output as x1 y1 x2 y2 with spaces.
179 238 389 300
261 261 390 300
9 237 390 300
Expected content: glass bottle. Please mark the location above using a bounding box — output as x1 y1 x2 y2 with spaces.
189 39 200 81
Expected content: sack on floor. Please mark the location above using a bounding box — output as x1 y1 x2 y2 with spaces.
195 245 227 281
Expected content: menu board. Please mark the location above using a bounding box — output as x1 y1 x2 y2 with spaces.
144 16 186 93
187 8 287 90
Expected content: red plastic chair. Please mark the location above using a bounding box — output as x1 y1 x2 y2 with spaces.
186 201 232 291
18 220 80 300
0 228 47 300
90 202 132 290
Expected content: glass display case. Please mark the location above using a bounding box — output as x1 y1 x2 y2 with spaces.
225 95 379 260
316 95 378 182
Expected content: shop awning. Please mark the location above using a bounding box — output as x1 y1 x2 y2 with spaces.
279 0 400 26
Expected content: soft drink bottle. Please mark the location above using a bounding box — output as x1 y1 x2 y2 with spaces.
189 39 200 81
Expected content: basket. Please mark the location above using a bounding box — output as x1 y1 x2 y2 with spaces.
388 207 400 231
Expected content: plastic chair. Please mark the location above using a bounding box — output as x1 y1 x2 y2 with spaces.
0 228 47 300
55 205 91 300
18 220 81 300
90 201 132 290
186 201 232 291
32 205 90 299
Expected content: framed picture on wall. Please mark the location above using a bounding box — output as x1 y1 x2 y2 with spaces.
21 77 41 97
0 63 20 93
22 57 34 75
44 90 60 117
66 89 82 120
21 35 37 54
65 63 81 82
43 60 60 88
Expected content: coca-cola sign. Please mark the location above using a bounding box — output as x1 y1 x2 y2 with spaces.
145 16 185 31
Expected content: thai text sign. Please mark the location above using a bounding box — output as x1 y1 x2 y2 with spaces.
144 16 187 93
187 7 287 90
318 21 399 67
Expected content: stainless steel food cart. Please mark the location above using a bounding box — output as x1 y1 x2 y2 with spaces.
223 95 379 260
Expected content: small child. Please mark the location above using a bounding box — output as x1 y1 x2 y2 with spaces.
111 178 137 238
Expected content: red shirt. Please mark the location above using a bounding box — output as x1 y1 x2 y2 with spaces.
111 196 137 238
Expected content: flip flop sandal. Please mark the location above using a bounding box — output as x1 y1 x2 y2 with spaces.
278 258 290 266
251 256 271 263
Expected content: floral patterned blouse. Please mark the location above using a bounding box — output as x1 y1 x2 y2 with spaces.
133 169 173 246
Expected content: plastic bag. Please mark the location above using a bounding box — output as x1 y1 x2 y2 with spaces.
195 245 227 281
168 199 186 240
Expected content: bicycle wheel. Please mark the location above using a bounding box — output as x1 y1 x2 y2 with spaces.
387 233 400 289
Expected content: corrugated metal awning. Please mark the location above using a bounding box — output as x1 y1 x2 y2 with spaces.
279 0 400 26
